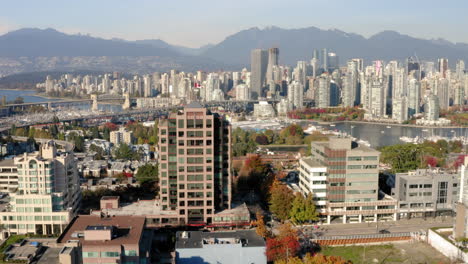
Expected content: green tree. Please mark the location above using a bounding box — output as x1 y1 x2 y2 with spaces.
114 143 140 160
135 164 159 184
89 144 105 160
289 193 319 224
269 180 295 222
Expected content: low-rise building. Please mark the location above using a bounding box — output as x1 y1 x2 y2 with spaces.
301 136 398 224
58 215 151 264
91 197 251 228
175 230 266 264
392 168 459 219
110 127 133 145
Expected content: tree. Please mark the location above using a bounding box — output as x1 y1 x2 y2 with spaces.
266 223 300 262
135 164 158 184
290 193 319 224
254 212 270 238
114 143 139 160
269 180 295 221
89 144 105 160
275 253 352 264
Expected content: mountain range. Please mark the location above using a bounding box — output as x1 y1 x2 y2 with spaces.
1 26 468 77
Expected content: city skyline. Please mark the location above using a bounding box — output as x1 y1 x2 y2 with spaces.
2 0 468 48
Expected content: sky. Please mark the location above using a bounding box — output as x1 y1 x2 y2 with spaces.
1 0 468 48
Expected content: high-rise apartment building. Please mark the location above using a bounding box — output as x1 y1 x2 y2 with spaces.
158 102 231 224
250 49 268 98
287 80 304 109
0 141 81 235
109 127 133 145
425 94 440 121
316 75 330 108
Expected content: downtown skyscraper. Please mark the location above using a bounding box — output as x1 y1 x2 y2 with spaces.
250 49 268 98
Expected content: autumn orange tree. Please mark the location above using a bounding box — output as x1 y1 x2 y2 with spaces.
254 212 271 238
266 223 300 262
274 253 352 264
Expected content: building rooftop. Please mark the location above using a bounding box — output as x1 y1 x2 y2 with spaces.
301 157 325 168
0 159 15 167
175 230 265 249
58 215 145 246
91 200 178 217
185 101 204 109
101 196 119 201
36 247 61 264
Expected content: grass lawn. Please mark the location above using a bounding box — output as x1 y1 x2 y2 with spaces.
320 243 450 264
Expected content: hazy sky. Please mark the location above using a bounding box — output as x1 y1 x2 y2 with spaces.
1 0 467 48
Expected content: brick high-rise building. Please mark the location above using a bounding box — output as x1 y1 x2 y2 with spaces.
158 102 231 224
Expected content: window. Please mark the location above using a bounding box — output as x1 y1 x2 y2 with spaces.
83 252 100 258
124 250 137 256
348 156 362 161
102 252 120 257
437 182 448 204
409 184 418 189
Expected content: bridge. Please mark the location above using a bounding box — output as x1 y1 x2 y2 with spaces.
3 94 127 111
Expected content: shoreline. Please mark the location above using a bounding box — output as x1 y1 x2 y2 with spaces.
292 119 467 129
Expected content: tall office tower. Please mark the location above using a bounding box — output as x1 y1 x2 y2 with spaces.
158 102 231 224
0 141 81 235
456 60 465 80
316 75 331 108
321 48 328 71
143 75 152 97
299 137 395 224
266 48 279 84
425 94 440 121
161 73 169 95
406 57 421 80
287 80 304 109
370 77 386 118
392 97 408 122
342 60 359 107
407 78 421 116
327 52 339 71
310 58 320 77
453 82 465 106
313 49 319 60
438 58 449 78
250 49 268 98
235 84 251 101
436 78 450 110
152 72 162 93
45 75 54 93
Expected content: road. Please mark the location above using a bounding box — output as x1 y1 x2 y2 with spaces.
10 136 75 152
300 216 453 237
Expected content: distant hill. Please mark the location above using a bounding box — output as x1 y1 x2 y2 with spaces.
201 26 468 67
1 26 468 76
